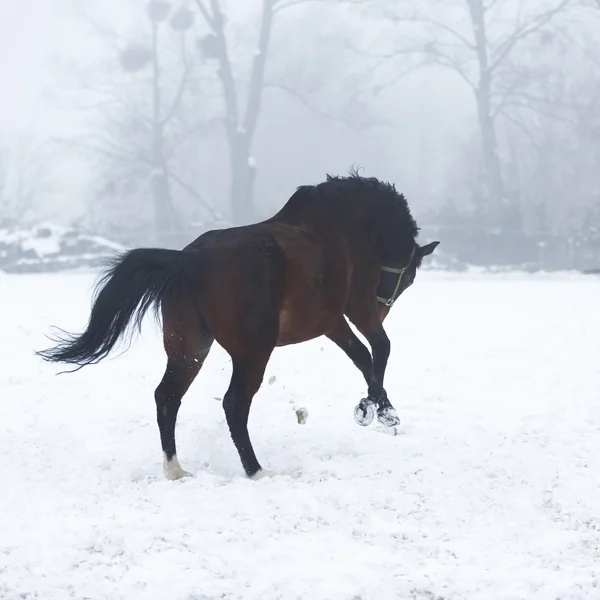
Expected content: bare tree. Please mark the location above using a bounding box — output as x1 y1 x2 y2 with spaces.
369 0 573 221
61 0 385 230
193 0 325 223
500 10 600 237
57 1 221 243
0 135 53 224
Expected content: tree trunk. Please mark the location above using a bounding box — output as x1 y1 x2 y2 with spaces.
151 20 177 241
229 132 257 223
468 0 505 222
206 0 273 224
476 80 505 210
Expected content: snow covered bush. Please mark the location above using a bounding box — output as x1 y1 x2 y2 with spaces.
0 221 126 273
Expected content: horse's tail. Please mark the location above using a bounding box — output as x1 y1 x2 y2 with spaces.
37 247 203 369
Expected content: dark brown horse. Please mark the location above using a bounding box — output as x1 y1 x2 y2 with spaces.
37 172 439 480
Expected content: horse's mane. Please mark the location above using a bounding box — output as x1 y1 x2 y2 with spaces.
314 167 419 240
275 168 420 264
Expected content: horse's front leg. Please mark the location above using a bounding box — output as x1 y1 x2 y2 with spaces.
350 312 400 428
326 318 377 426
365 328 400 427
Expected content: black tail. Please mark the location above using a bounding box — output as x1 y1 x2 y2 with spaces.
37 247 203 370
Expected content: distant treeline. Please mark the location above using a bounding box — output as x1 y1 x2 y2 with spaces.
420 218 600 272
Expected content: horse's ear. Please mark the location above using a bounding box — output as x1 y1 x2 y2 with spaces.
418 241 440 257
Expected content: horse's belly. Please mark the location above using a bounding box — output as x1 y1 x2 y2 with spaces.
276 308 335 346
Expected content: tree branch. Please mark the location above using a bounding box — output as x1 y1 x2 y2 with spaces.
265 82 390 129
498 89 582 113
161 34 194 126
562 25 600 69
193 0 215 28
165 168 221 220
501 100 576 126
491 69 531 118
50 136 147 165
272 0 325 14
166 117 221 155
372 60 430 95
77 3 128 51
498 110 540 149
198 0 240 138
416 14 476 50
490 0 571 72
484 0 505 12
242 0 275 138
424 45 477 90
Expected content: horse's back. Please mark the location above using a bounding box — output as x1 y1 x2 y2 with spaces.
184 219 351 347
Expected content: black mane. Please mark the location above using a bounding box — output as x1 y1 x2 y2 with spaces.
283 168 419 264
274 168 420 263
316 168 419 240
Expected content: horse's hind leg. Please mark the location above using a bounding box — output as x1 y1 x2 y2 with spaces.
155 357 205 480
223 351 272 478
155 302 213 480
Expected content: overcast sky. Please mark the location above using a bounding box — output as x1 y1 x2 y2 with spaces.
0 0 54 132
2 0 594 230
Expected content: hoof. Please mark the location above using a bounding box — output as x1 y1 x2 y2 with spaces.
354 399 376 427
249 468 276 481
163 455 192 481
377 407 401 427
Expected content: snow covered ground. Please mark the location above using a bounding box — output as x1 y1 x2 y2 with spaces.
1 270 600 600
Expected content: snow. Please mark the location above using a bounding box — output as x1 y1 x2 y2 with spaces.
1 270 600 599
0 223 123 257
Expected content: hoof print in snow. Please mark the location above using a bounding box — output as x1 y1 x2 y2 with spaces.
296 407 309 424
375 424 402 437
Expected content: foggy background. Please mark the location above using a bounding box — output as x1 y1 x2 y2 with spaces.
1 0 599 271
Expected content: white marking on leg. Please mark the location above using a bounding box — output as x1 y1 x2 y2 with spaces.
354 400 376 426
163 454 191 481
377 407 401 427
249 469 276 481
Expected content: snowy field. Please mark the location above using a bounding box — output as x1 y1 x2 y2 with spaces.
1 269 600 600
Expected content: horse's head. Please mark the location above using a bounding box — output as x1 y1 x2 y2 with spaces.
377 241 439 320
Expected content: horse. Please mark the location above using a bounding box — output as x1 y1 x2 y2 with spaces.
37 171 439 480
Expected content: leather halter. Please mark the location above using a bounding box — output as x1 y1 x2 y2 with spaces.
376 245 416 307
